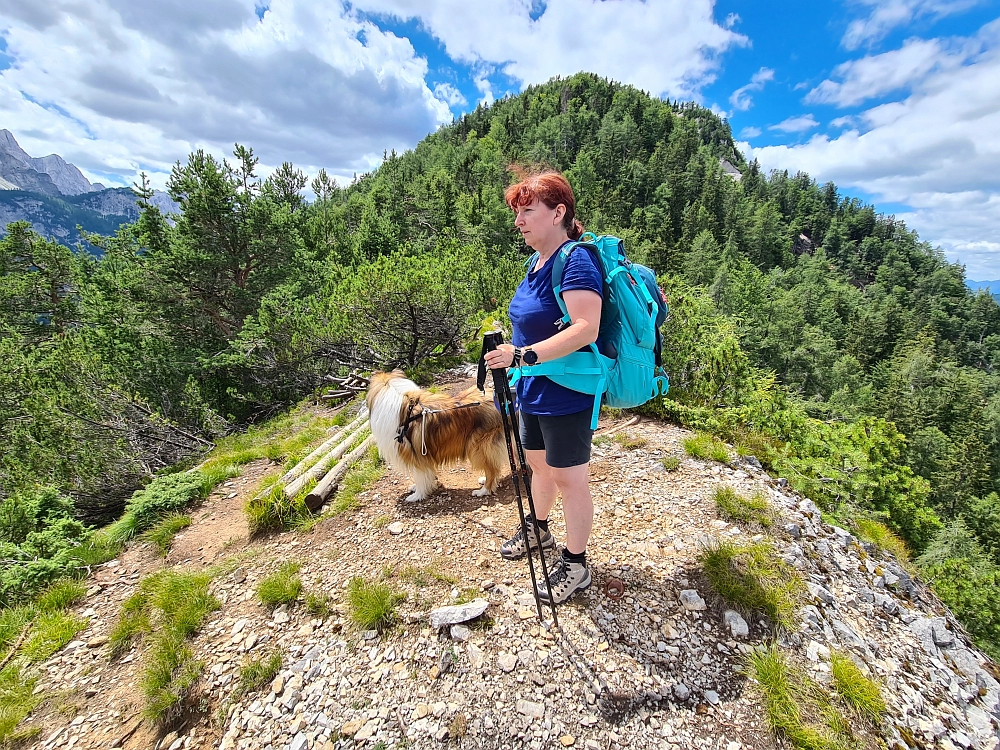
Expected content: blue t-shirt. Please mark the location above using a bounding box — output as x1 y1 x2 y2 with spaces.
509 244 604 416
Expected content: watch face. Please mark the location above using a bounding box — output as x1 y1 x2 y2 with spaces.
523 349 538 365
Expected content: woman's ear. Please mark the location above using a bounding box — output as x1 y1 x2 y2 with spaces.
553 203 566 225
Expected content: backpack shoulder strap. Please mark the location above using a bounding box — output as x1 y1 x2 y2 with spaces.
550 239 603 326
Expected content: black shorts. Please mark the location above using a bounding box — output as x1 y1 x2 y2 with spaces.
518 409 594 468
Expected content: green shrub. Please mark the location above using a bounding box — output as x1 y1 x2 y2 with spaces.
256 562 302 608
106 473 205 546
0 486 89 607
699 539 804 629
347 576 403 631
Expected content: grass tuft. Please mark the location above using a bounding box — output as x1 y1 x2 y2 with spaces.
746 645 842 750
256 562 303 608
141 514 192 556
830 651 886 725
0 663 42 744
107 569 219 722
305 592 334 618
699 539 804 629
660 455 681 471
35 579 87 613
713 486 774 528
245 480 311 535
683 432 730 463
347 576 403 631
850 517 910 565
21 611 87 662
613 432 647 450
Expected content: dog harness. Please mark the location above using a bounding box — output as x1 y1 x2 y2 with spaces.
394 401 483 456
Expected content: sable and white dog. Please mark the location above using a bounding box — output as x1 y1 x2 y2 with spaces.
366 370 508 502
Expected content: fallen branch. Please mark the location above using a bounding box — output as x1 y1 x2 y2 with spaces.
305 434 375 510
0 624 30 673
284 422 370 499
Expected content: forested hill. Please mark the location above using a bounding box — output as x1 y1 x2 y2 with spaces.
3 72 1000 659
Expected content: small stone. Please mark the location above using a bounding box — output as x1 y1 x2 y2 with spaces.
340 719 364 736
232 567 246 583
723 610 748 639
271 675 284 695
467 643 485 669
560 736 576 746
673 683 691 701
497 653 518 673
412 704 429 719
704 690 720 705
679 590 706 611
388 522 404 535
289 732 307 750
450 625 471 641
354 721 376 741
516 699 545 719
231 618 248 637
429 599 489 628
86 635 109 648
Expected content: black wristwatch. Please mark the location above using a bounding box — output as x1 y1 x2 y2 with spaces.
511 347 523 367
522 347 538 365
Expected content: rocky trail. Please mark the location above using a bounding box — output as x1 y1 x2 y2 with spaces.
20 375 1000 750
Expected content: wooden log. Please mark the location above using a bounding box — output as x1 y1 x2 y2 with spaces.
305 435 375 511
284 422 369 499
277 410 369 486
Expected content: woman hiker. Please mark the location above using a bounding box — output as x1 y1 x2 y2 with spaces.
484 168 603 605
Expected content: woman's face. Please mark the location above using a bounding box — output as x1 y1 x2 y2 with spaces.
513 198 563 249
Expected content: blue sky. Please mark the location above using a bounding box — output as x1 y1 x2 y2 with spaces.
1 0 1000 276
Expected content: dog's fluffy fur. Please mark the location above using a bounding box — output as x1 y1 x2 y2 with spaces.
366 370 508 502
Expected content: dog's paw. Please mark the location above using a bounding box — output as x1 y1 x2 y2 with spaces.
472 486 492 498
405 492 424 503
477 476 487 486
408 483 417 493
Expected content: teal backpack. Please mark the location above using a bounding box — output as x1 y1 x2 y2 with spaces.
510 233 669 428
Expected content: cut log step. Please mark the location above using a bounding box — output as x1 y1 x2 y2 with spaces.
305 435 376 511
283 421 370 499
279 409 369 485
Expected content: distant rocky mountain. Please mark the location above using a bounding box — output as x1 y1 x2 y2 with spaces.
0 129 176 247
966 280 1000 303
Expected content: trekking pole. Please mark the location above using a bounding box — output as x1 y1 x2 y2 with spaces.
479 332 559 629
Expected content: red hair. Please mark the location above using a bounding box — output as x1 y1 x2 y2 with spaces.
504 168 584 240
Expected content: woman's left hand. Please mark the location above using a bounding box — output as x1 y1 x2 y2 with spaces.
485 343 516 370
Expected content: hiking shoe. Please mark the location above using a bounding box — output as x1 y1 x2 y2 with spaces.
500 516 555 560
537 554 592 605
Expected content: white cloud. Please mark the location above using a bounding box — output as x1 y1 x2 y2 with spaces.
352 0 747 99
433 82 466 107
830 115 858 128
769 114 820 133
724 13 740 29
0 0 453 188
842 0 982 50
740 125 762 139
729 67 774 111
747 21 1000 277
806 37 962 107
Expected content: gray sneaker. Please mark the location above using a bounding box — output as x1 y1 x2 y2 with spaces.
538 554 592 605
500 516 555 560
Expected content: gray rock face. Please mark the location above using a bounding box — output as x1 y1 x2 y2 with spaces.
429 599 489 628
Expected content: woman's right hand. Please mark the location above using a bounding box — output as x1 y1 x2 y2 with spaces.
485 343 516 370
